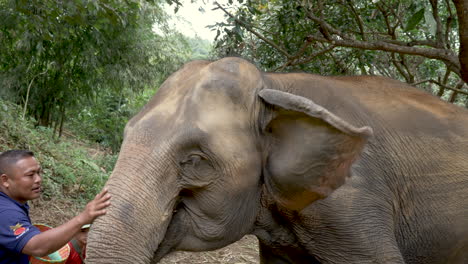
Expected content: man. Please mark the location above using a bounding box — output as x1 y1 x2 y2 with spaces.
0 149 111 264
66 224 90 264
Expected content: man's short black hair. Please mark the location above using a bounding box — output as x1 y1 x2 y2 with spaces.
0 149 35 175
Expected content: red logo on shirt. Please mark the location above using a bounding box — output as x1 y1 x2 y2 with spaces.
10 223 26 236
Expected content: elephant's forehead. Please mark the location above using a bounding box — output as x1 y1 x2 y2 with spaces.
150 88 185 121
129 79 199 131
190 90 255 161
192 70 252 126
161 69 248 119
194 89 248 131
127 59 259 137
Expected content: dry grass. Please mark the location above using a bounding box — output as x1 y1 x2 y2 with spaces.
29 199 260 263
29 198 82 227
159 236 259 264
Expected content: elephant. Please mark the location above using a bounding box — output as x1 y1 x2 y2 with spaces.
86 57 468 264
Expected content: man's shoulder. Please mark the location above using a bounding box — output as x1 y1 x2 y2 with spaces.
0 193 24 212
0 207 26 219
0 199 27 219
0 199 22 213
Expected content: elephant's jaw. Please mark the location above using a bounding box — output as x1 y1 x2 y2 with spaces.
153 200 247 262
152 204 188 262
152 202 220 262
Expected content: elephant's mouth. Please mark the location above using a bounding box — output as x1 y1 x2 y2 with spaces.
152 200 188 262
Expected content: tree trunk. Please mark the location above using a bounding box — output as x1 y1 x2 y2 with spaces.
58 104 65 138
453 0 468 83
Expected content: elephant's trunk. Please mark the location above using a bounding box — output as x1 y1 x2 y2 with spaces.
86 143 179 263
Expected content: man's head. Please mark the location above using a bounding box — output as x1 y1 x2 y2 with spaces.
0 149 42 204
75 224 91 248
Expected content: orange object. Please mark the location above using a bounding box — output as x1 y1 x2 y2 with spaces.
29 224 70 264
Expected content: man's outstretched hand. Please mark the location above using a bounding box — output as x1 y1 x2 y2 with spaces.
23 188 112 256
78 188 111 225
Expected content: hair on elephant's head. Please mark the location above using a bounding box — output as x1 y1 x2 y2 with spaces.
86 57 373 263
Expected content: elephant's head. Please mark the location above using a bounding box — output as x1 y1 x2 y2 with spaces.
86 57 372 263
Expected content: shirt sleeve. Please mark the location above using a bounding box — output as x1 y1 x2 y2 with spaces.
0 209 41 253
66 241 84 264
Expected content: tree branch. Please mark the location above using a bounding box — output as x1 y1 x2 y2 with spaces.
305 11 349 39
291 45 336 66
382 39 438 48
376 2 396 37
444 0 455 49
214 2 291 58
377 1 404 34
452 0 468 83
274 45 335 72
345 0 366 40
305 34 461 76
23 68 49 119
429 0 445 48
302 3 462 79
449 80 465 102
412 79 468 96
391 53 411 82
437 69 452 96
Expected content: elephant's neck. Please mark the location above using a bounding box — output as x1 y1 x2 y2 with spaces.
252 186 301 246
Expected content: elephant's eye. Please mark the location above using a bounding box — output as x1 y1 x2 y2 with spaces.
180 154 203 167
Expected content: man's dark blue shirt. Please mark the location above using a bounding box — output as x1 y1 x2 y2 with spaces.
0 191 40 264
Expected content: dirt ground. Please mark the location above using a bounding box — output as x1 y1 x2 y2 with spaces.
29 198 260 263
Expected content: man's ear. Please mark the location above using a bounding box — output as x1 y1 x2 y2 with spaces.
259 89 373 211
0 173 10 189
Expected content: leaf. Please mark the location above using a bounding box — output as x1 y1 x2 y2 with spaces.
36 41 44 55
81 159 101 172
424 7 437 36
405 8 425 31
248 6 262 15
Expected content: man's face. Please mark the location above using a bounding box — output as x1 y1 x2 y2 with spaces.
75 228 89 247
1 156 42 204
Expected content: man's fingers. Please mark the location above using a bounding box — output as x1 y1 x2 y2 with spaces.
94 200 111 210
96 209 108 216
102 194 111 201
96 188 108 198
98 193 111 201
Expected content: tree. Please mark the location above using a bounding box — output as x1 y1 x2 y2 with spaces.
212 0 468 105
186 36 213 60
453 0 468 83
0 0 184 135
66 30 194 152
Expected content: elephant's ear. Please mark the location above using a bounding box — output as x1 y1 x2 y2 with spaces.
258 89 373 211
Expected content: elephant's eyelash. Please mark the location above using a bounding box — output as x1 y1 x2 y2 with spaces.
180 154 204 166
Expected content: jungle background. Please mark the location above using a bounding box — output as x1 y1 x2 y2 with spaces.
1 0 467 263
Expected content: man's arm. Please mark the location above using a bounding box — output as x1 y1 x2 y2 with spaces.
23 188 111 257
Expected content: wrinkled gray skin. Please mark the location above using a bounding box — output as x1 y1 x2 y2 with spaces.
86 58 468 264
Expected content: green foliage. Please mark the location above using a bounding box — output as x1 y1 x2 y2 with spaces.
406 8 425 31
0 0 205 149
0 0 181 131
212 0 467 105
65 32 211 151
0 99 115 205
186 36 213 60
64 31 196 151
66 88 144 153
